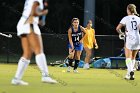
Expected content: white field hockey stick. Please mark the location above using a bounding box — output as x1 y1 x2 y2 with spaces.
0 32 12 38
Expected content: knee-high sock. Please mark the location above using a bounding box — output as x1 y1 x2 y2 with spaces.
74 60 80 70
132 59 136 69
15 57 30 80
125 58 133 75
68 58 73 67
35 53 49 77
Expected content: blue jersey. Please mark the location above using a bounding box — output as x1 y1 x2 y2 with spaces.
71 26 82 46
68 26 83 51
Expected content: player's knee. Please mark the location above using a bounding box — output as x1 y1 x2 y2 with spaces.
22 52 32 59
87 53 92 58
33 47 43 55
75 55 80 60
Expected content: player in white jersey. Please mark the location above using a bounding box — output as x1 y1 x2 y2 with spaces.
11 0 57 85
116 4 140 80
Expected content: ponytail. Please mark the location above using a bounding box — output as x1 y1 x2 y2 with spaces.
127 4 139 16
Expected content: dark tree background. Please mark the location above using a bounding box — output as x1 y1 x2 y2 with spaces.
0 0 140 35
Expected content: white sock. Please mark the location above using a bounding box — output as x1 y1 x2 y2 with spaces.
35 53 49 77
125 58 133 75
85 63 89 65
15 57 30 80
86 63 89 67
132 59 136 69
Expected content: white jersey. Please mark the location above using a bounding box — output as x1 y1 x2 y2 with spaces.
120 15 140 50
17 0 43 36
22 0 43 24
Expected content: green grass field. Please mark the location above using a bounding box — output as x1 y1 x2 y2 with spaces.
0 63 140 93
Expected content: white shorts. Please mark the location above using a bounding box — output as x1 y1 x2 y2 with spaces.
126 35 140 50
17 17 41 36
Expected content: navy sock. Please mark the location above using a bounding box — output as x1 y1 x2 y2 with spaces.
74 60 80 70
68 58 73 67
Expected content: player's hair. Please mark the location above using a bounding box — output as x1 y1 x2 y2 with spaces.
127 4 139 16
71 18 80 24
87 20 92 24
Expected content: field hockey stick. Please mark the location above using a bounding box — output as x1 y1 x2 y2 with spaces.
63 41 82 65
0 32 12 38
64 48 75 63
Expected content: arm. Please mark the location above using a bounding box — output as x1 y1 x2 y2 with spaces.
94 39 98 49
116 23 125 40
93 30 98 49
116 23 124 34
31 1 48 17
68 28 74 50
79 26 86 43
116 16 126 34
39 1 49 26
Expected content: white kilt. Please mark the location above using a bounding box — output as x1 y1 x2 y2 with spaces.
125 34 140 50
17 17 41 36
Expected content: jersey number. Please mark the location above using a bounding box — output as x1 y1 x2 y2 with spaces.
131 21 137 30
75 36 79 41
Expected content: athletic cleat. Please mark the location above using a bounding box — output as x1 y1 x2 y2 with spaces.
11 78 29 85
42 77 57 84
73 69 78 73
83 63 90 69
67 66 71 72
130 71 135 80
124 74 130 80
133 68 137 71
